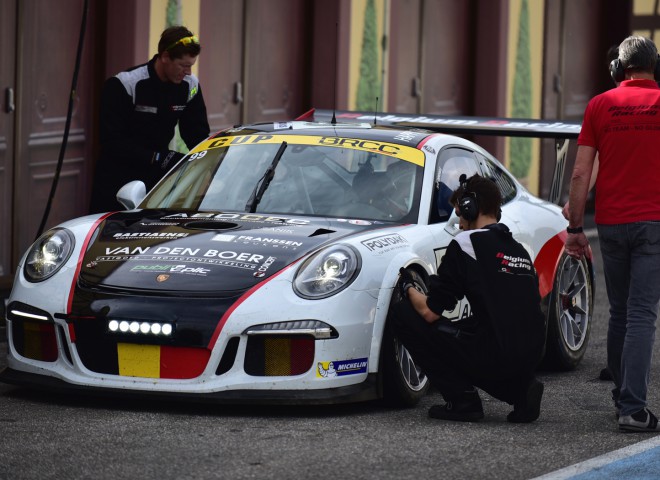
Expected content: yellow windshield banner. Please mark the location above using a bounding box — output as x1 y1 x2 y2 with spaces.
191 134 425 166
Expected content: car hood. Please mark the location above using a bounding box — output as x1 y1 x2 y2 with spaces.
79 210 393 293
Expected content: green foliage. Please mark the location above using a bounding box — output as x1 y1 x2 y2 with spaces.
510 0 532 179
166 0 180 27
356 0 381 111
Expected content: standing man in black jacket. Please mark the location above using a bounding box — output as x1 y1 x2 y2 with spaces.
90 25 210 213
393 174 546 423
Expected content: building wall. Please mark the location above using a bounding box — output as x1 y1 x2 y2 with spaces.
2 0 656 285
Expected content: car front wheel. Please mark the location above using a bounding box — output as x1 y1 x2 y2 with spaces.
381 268 430 407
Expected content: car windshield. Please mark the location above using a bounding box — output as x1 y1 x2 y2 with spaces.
141 133 424 222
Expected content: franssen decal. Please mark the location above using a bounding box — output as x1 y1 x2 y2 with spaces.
189 134 425 166
361 233 408 252
112 232 189 239
212 234 303 248
131 264 211 276
162 212 310 225
316 358 368 378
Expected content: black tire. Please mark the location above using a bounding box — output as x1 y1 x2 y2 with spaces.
541 253 593 371
381 268 430 407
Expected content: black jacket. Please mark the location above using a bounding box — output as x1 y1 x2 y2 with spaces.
427 223 546 366
90 56 210 213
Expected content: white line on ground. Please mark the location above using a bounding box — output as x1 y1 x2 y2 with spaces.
530 435 660 479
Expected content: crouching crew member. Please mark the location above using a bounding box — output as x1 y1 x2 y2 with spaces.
392 174 546 422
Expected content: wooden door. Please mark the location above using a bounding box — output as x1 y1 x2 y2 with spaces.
540 0 604 200
0 0 16 285
419 0 473 115
243 0 310 122
387 0 472 115
199 0 245 132
13 1 96 266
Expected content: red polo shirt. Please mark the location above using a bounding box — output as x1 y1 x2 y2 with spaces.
578 79 660 224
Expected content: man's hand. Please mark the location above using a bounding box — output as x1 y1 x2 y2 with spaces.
565 232 589 259
398 268 415 297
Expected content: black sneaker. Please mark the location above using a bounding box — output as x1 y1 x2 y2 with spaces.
619 408 660 432
507 379 544 423
428 391 484 422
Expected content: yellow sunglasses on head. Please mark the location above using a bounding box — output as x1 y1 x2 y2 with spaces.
166 35 199 51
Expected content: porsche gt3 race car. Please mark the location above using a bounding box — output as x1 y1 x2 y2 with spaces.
0 110 592 405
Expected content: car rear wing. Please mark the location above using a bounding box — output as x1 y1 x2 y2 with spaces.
302 109 582 206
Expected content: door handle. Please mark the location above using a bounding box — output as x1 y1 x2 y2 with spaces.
234 82 243 104
5 87 15 113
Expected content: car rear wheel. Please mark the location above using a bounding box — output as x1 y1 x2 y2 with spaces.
542 253 593 370
381 269 430 407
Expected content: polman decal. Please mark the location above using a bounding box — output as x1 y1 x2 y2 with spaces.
316 358 368 378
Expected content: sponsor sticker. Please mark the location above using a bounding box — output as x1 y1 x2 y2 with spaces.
189 134 425 166
95 247 273 272
361 233 408 253
212 234 303 249
162 212 310 225
130 264 211 276
112 232 189 240
316 358 368 378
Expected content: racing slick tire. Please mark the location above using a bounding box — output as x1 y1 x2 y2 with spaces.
380 268 430 407
542 253 593 371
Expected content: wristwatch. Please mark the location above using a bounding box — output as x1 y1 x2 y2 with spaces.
566 226 583 234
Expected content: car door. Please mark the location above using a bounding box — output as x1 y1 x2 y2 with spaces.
427 146 481 323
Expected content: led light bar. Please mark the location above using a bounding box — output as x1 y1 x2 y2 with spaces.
244 320 338 339
108 320 174 336
10 309 49 321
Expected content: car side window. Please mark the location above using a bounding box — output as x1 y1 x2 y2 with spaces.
430 147 480 224
476 152 517 205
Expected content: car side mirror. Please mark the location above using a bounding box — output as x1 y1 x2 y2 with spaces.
117 181 146 210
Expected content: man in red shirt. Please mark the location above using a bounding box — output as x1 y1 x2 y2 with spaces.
566 35 660 432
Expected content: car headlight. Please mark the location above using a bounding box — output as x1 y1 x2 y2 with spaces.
293 245 361 299
24 228 75 282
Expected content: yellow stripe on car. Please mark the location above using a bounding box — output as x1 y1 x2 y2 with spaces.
190 134 425 166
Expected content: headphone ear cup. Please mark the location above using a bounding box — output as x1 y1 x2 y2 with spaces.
655 54 660 81
610 58 625 83
458 195 479 222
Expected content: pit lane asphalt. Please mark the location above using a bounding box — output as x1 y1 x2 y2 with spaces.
1 219 660 480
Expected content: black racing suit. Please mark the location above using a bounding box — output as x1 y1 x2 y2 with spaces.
90 55 210 213
393 223 546 403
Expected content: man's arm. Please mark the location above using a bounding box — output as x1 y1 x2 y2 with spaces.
565 145 597 258
407 288 441 323
179 83 210 149
562 154 599 219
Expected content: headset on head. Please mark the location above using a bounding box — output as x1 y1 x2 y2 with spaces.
458 174 479 222
610 53 660 83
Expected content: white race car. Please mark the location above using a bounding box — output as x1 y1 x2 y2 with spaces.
0 110 592 405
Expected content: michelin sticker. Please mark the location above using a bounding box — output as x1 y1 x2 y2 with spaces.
317 358 368 378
